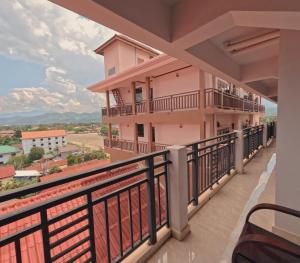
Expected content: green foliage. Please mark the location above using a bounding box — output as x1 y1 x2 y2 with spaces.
112 129 119 136
48 165 62 174
14 129 22 138
74 127 87 134
67 150 107 166
99 125 108 136
0 136 21 146
28 147 44 162
7 155 31 169
0 178 38 193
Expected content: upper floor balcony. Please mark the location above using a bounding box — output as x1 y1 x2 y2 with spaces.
0 122 279 263
101 88 265 120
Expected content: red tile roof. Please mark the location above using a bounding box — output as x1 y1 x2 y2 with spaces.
0 165 15 180
21 130 66 140
0 163 166 263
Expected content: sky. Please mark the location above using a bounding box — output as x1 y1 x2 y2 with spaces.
0 0 115 114
0 0 276 115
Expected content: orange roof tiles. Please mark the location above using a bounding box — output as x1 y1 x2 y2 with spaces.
21 130 66 140
0 165 15 180
0 163 166 263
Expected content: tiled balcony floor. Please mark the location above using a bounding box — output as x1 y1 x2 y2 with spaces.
148 142 277 263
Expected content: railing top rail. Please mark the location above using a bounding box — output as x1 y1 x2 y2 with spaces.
0 149 169 203
152 90 199 100
184 131 237 147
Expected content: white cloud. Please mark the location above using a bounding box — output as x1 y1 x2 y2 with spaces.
0 0 114 113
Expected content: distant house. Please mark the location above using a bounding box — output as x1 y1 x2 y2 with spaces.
58 144 80 159
0 165 15 184
14 170 41 181
0 130 15 138
0 146 20 164
21 130 67 154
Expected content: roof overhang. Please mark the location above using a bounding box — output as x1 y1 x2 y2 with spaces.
50 0 300 103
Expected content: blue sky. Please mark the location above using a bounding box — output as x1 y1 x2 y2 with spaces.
0 0 276 114
0 0 114 114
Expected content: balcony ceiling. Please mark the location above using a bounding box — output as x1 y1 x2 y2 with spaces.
50 0 300 103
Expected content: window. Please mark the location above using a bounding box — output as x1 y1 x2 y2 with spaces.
137 124 144 137
56 142 58 144
41 143 44 146
48 143 51 146
135 87 143 103
49 147 52 150
40 138 43 141
48 138 51 140
0 155 3 158
137 57 144 64
33 139 35 142
62 136 64 139
108 66 116 76
11 153 16 157
55 137 58 139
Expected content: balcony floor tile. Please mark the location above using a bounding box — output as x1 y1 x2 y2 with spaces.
148 142 276 263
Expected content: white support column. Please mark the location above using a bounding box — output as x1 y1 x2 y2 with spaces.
234 130 244 174
275 30 300 237
263 123 268 147
167 145 190 240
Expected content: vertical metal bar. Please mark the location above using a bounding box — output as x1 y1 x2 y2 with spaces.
128 189 134 248
157 175 162 226
145 156 157 245
192 144 199 205
41 209 52 263
163 152 170 227
87 193 97 263
15 239 22 263
117 193 123 257
137 184 143 241
104 200 111 263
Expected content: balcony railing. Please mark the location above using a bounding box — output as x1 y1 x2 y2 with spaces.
243 125 264 160
104 138 169 154
185 132 237 205
205 89 265 113
0 123 276 263
0 150 170 263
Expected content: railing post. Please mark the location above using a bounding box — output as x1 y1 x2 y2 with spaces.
234 130 244 174
191 144 199 205
262 124 267 147
167 145 190 240
145 156 157 244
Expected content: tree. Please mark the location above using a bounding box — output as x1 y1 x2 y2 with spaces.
14 129 22 138
28 147 44 162
8 155 26 169
48 165 62 174
99 126 108 136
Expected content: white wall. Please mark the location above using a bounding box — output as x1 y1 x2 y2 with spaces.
22 136 67 154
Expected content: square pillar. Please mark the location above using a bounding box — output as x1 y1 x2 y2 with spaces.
234 130 244 174
133 123 138 153
106 90 110 117
276 30 300 237
108 123 112 147
147 122 153 153
131 81 136 115
145 77 151 113
167 145 190 240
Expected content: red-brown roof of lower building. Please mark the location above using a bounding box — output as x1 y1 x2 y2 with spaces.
0 166 15 180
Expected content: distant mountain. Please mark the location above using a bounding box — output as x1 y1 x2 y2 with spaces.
265 106 277 116
0 111 101 126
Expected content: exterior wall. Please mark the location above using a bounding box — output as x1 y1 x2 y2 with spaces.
154 124 201 145
152 67 200 98
22 136 67 154
103 41 120 78
0 153 15 164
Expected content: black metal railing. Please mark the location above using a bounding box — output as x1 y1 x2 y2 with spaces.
0 151 170 263
185 132 236 205
267 121 276 141
243 125 264 160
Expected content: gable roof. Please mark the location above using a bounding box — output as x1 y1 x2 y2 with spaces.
94 34 160 56
0 163 166 262
0 165 15 180
21 130 66 140
0 145 19 155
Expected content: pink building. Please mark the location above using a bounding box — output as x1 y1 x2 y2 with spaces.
89 35 264 161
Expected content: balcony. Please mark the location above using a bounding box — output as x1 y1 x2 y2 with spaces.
101 89 265 119
0 123 276 263
104 138 169 154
